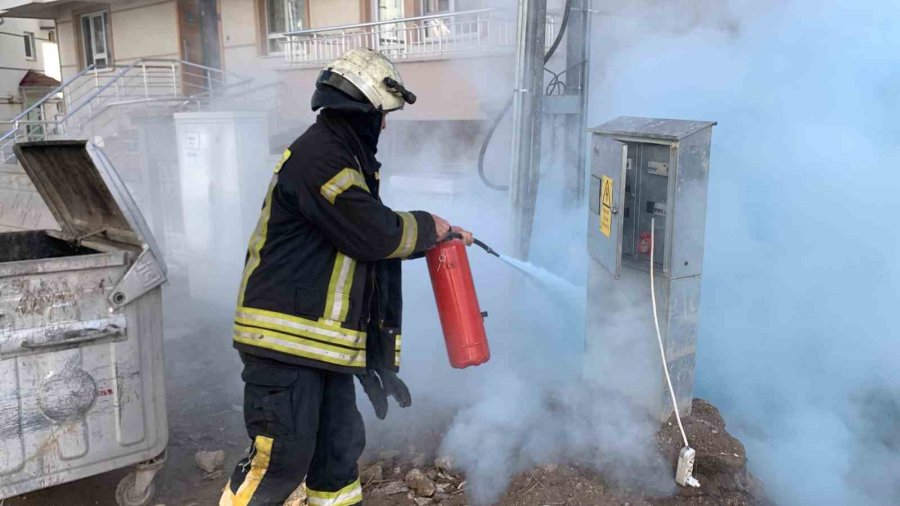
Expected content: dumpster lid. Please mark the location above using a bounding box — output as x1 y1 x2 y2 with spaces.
13 141 161 254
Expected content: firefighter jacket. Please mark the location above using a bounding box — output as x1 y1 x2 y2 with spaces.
233 111 437 375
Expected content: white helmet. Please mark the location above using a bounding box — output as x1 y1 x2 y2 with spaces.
317 48 416 112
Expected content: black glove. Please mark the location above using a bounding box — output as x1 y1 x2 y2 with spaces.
356 369 411 420
380 369 411 408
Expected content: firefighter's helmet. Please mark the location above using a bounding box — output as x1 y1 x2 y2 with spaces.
317 48 416 112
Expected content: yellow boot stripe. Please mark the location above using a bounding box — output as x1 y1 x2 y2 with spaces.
307 479 363 506
226 436 274 506
219 480 236 506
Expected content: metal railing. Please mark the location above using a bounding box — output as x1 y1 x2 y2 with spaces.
283 8 557 66
0 59 255 164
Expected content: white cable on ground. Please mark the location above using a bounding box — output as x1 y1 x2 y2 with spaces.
650 218 689 448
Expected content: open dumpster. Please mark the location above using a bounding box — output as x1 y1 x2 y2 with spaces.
0 141 168 506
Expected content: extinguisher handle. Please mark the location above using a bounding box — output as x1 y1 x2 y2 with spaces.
441 231 464 242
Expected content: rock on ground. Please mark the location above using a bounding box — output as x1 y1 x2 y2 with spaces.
283 484 307 506
194 450 226 474
405 468 436 497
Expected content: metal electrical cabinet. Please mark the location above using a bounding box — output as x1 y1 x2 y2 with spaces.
584 117 715 422
0 141 168 505
173 111 270 313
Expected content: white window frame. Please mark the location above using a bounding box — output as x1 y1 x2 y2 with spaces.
80 10 111 69
265 0 307 55
23 32 36 61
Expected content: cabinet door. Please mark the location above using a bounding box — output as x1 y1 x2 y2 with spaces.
588 135 627 278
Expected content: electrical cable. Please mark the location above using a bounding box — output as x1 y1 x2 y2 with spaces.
476 0 574 191
650 217 689 449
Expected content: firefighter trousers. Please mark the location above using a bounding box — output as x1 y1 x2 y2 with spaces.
220 352 365 506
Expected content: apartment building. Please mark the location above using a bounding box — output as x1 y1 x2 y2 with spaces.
0 16 60 120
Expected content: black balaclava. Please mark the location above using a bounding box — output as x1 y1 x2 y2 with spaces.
312 83 384 173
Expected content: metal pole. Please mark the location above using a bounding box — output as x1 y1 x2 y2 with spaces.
142 63 149 99
565 0 592 206
171 62 178 97
509 0 547 260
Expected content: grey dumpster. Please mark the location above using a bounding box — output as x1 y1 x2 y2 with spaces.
0 141 168 506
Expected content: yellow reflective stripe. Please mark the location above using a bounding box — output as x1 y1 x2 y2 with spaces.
234 324 364 359
223 436 273 505
274 148 291 173
321 168 370 204
324 253 356 322
237 174 279 307
234 321 365 355
235 308 365 348
388 211 418 259
394 334 402 367
307 479 363 506
238 306 364 337
234 329 366 367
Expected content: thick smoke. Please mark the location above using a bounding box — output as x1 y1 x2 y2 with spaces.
588 1 900 505
378 175 676 504
369 1 900 505
116 0 899 504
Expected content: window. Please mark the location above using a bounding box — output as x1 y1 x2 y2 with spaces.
265 0 307 53
377 0 404 21
80 11 111 69
23 32 36 60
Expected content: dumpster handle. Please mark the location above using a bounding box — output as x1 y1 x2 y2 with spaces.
21 325 124 350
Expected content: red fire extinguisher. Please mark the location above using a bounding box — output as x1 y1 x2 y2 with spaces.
426 237 490 369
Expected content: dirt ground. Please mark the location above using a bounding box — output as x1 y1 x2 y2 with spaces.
6 330 770 506
360 399 770 506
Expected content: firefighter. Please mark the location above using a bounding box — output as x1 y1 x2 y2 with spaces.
220 48 473 506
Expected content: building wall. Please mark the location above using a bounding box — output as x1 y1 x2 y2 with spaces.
56 0 179 81
219 0 365 85
309 0 360 28
220 0 280 83
0 17 59 120
276 53 515 124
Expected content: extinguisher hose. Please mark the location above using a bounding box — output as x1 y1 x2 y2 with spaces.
650 217 690 449
473 238 500 257
439 232 501 258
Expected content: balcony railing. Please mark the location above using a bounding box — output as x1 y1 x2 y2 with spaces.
0 59 254 164
283 8 556 66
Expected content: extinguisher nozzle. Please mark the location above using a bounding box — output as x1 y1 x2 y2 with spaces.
473 238 500 257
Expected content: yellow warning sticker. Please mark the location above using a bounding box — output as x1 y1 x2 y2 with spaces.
599 175 614 237
601 176 614 208
600 206 612 237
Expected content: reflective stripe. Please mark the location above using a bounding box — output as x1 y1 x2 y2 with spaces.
394 334 402 367
321 167 370 204
274 148 291 173
219 436 273 505
307 479 363 506
234 328 366 368
388 211 418 259
237 173 280 307
235 306 365 348
324 253 356 322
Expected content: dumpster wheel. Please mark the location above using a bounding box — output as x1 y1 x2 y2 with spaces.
115 450 166 506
